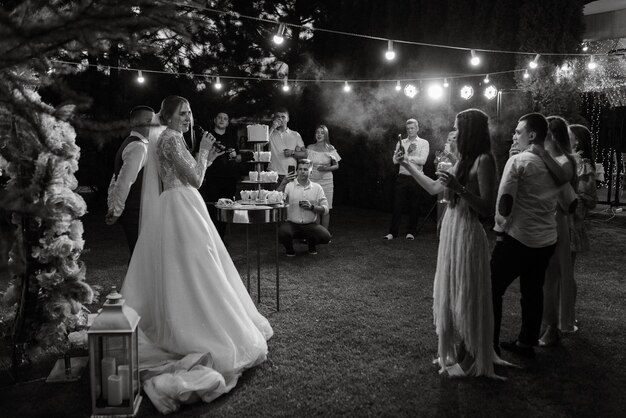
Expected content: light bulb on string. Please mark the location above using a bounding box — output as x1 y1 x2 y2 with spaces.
470 50 480 66
282 78 290 92
587 55 598 70
427 84 444 100
214 76 222 90
483 74 490 83
395 80 401 91
343 81 351 92
582 43 589 52
273 23 286 45
523 69 530 79
443 78 449 88
136 70 145 83
385 40 396 61
529 54 540 69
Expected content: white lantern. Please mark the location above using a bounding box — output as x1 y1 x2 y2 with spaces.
88 289 141 417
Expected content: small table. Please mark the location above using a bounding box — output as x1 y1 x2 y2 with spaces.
216 204 288 311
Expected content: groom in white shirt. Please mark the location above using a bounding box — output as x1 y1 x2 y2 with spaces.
106 105 155 256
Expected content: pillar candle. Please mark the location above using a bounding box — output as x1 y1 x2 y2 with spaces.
117 365 130 400
101 357 116 399
107 375 123 406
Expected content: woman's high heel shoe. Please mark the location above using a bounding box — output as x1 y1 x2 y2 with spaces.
538 325 561 347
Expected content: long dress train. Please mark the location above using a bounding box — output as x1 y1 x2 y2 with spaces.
121 127 272 414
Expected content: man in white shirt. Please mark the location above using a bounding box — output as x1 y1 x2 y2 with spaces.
106 105 155 256
384 118 430 240
491 113 563 358
276 159 331 256
268 107 307 182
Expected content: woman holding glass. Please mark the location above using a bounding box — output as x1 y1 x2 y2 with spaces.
307 125 341 230
398 109 508 378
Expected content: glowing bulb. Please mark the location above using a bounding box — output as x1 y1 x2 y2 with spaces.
395 80 401 91
470 50 480 66
137 70 144 83
385 40 396 61
587 55 597 70
273 23 286 45
483 74 490 83
343 81 351 92
214 76 222 90
282 78 290 92
484 85 498 100
460 85 474 100
582 43 589 52
427 84 444 100
404 84 418 98
443 78 449 88
529 54 540 69
523 69 530 79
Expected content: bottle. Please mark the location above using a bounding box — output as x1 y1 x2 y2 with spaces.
396 134 404 158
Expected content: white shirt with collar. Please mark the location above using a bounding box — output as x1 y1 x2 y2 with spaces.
393 136 429 175
284 179 329 224
268 128 305 175
107 130 149 217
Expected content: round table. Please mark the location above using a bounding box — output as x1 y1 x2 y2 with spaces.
216 204 288 311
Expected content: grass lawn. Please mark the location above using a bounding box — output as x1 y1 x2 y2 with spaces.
1 200 625 417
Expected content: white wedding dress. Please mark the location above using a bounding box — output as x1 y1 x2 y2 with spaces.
121 127 273 414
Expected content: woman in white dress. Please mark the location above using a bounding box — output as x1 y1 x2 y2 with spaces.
306 125 341 230
121 96 273 414
398 109 508 378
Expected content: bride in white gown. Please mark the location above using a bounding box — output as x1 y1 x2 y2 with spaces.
121 95 273 414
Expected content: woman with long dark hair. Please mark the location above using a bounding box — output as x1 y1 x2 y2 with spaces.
398 109 508 378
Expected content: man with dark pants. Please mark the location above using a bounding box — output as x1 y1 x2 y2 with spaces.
491 113 565 358
106 105 155 256
200 111 240 238
384 118 430 240
277 159 331 256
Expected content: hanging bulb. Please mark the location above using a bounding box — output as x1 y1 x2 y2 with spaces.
282 78 290 92
483 74 490 83
136 70 145 83
343 81 351 92
529 54 540 69
587 55 598 70
214 76 222 90
470 50 480 66
395 80 401 91
385 40 396 61
443 78 449 88
523 69 530 79
582 43 589 52
273 23 286 45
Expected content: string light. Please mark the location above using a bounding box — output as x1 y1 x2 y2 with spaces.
136 70 144 83
281 78 290 92
385 40 396 61
427 84 444 100
529 54 540 69
483 74 490 83
343 81 351 92
484 85 498 100
404 84 418 98
523 69 530 79
214 76 222 90
470 50 480 66
273 23 286 45
582 43 589 52
395 80 401 91
443 78 449 88
588 55 598 70
460 85 474 100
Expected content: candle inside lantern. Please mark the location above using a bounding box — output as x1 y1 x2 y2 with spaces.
107 375 123 406
101 357 116 399
117 365 130 400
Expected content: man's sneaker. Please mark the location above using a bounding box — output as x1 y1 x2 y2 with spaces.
286 248 296 257
406 233 415 240
308 246 318 255
383 234 394 240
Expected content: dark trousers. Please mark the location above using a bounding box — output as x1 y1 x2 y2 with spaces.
202 177 238 239
279 221 331 250
118 209 140 257
491 234 556 347
389 174 429 236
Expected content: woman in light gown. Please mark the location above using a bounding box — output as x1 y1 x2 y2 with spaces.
398 109 509 378
121 96 273 414
307 125 341 230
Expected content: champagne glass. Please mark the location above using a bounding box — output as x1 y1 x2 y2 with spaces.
437 160 454 204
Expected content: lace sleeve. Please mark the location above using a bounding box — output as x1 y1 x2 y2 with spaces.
161 131 210 188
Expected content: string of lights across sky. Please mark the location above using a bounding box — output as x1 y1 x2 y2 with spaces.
50 3 606 101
